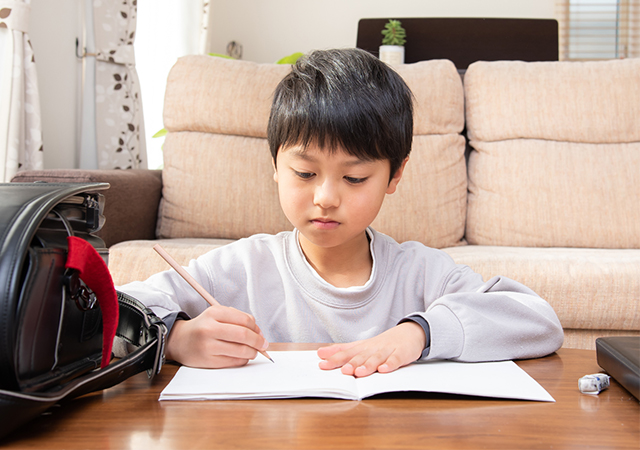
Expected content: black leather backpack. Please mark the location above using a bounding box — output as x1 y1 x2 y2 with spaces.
0 183 165 439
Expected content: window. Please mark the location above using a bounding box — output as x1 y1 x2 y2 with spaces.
557 0 640 60
134 2 209 170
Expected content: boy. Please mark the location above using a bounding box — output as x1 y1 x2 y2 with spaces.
119 48 563 377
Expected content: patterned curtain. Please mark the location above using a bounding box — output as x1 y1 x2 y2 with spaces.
80 0 146 170
0 0 43 182
199 1 211 54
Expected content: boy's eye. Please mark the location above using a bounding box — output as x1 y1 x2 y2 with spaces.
294 170 314 180
345 176 368 184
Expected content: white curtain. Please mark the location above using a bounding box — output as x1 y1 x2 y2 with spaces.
0 0 43 182
134 0 211 170
79 0 146 170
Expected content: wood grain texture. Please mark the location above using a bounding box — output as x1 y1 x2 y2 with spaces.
3 345 638 449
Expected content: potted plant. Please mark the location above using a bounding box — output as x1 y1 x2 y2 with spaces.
379 19 406 65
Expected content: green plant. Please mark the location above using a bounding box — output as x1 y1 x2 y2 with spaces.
152 128 167 138
207 53 235 60
276 52 304 64
209 52 303 65
381 20 406 46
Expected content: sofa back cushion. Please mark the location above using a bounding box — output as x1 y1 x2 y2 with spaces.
158 55 466 247
464 59 640 248
159 57 291 240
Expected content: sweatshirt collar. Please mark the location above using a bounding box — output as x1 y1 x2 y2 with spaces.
284 227 388 308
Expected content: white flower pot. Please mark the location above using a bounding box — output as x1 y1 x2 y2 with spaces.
379 45 405 65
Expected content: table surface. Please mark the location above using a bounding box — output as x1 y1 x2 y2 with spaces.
3 345 639 449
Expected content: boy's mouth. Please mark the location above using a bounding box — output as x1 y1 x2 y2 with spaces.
310 218 340 230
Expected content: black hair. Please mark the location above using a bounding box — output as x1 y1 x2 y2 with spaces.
268 48 413 180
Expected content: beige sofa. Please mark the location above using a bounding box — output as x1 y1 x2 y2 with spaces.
14 55 640 350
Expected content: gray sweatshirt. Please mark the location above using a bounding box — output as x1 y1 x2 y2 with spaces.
118 228 564 362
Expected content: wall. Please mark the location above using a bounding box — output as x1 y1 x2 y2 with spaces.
209 0 556 63
28 0 556 170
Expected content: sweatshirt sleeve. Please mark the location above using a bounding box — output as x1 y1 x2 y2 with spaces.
116 256 213 321
415 266 564 362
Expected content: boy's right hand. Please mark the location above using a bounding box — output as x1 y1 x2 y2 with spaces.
164 305 269 369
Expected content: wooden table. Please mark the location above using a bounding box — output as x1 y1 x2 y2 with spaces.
3 345 639 449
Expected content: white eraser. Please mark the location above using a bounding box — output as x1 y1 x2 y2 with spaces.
578 373 610 395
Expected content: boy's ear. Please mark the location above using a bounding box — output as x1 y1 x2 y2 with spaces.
272 158 279 183
386 157 409 195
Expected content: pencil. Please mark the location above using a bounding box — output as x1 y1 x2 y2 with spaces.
152 244 274 363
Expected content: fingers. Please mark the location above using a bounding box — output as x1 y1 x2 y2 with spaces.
318 343 391 376
338 348 398 377
165 305 270 369
317 322 426 377
375 353 404 374
208 305 263 336
317 342 363 373
198 338 258 369
316 342 357 360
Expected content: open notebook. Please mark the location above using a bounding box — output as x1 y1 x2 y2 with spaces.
160 351 554 402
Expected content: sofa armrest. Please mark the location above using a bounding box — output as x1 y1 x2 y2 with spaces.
11 169 162 247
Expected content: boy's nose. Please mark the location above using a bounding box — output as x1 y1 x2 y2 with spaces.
313 180 340 209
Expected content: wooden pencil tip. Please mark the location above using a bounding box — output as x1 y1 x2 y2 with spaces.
260 350 274 363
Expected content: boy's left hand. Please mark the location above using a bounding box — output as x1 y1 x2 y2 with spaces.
317 322 426 377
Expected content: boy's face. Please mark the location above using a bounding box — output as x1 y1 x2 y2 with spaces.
273 143 407 253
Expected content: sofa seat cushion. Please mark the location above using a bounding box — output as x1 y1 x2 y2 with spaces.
109 238 234 286
442 245 640 334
